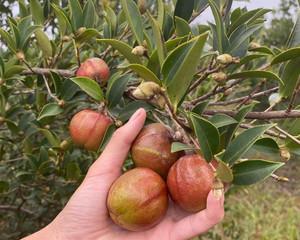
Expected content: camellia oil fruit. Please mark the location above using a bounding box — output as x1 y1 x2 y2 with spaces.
167 154 214 213
107 168 168 231
131 123 181 178
76 58 110 85
69 110 112 151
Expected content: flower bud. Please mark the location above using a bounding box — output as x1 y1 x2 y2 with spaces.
151 95 166 109
249 42 261 49
16 51 25 61
62 35 71 42
223 88 233 96
217 54 233 65
138 0 147 14
0 78 4 85
58 100 65 107
76 27 86 36
60 139 70 150
132 82 162 100
280 148 291 161
212 72 227 85
131 46 147 56
115 120 123 127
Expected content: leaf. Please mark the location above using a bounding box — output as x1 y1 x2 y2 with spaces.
38 103 64 121
280 57 300 98
227 71 284 85
118 101 153 122
34 28 52 57
3 65 26 79
97 39 142 64
0 181 9 193
83 0 96 28
30 0 44 24
0 29 16 52
104 5 117 36
232 160 284 185
245 137 280 160
271 47 300 65
287 9 300 47
171 142 196 153
148 12 166 67
239 54 268 66
222 124 273 165
210 114 238 128
175 16 191 37
68 0 83 29
127 64 160 83
162 33 208 109
190 113 220 162
66 162 81 180
216 160 234 183
106 74 130 108
70 77 104 102
192 101 210 116
74 28 99 43
249 46 274 55
174 0 194 21
120 0 144 45
38 128 60 147
51 4 72 35
99 124 117 152
157 0 164 29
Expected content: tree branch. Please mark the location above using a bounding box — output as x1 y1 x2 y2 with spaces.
204 110 300 120
22 68 74 77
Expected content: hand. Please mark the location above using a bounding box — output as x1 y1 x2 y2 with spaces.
23 108 224 240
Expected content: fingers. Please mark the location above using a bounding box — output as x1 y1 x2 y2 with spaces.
170 191 225 240
87 108 146 178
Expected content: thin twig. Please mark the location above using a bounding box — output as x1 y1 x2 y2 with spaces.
274 126 300 145
0 205 34 215
42 75 60 103
22 68 74 77
287 82 300 112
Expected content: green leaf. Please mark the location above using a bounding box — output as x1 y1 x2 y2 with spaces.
190 113 220 162
239 54 268 66
3 65 26 79
68 0 83 29
99 124 117 152
148 12 166 67
74 28 100 43
162 33 208 109
245 137 280 160
175 16 191 37
271 47 300 65
210 114 238 128
97 39 142 64
191 101 210 116
52 4 72 35
34 28 52 57
66 162 81 180
249 46 274 55
127 64 160 83
232 160 284 185
171 142 196 153
216 160 234 183
280 57 300 98
83 0 96 28
118 101 153 122
38 128 60 147
104 5 117 36
222 124 273 165
174 0 194 21
106 74 130 108
70 77 104 102
0 181 9 193
30 0 44 24
120 0 144 45
157 0 164 29
0 29 16 52
227 71 284 85
287 9 300 47
38 103 64 121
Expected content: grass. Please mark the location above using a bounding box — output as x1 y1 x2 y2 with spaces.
198 160 300 240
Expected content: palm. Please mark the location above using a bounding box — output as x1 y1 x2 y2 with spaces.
49 109 224 240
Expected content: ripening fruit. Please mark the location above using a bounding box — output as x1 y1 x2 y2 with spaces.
76 58 110 85
69 110 112 151
167 154 214 213
131 123 181 178
107 168 168 231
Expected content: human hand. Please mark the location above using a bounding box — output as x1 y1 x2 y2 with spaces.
23 108 224 240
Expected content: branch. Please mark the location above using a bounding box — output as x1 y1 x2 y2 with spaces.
210 87 279 106
204 110 300 120
22 68 74 77
0 205 34 215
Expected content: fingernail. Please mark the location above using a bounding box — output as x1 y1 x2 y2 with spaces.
129 108 144 122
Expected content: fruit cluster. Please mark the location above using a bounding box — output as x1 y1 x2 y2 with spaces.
69 58 216 231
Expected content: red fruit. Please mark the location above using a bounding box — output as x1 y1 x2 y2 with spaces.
69 110 112 151
167 154 214 213
107 168 168 231
131 123 181 178
76 58 110 84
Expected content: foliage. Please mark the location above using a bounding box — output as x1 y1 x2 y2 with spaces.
0 0 299 238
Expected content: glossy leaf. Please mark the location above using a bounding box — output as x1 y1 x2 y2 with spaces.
51 4 72 34
271 47 300 65
38 103 64 121
97 39 142 64
30 0 44 24
162 33 208 109
157 0 164 29
75 28 99 43
127 64 160 83
249 46 274 55
174 0 194 21
70 77 104 102
83 0 96 28
287 9 300 47
68 0 83 29
222 124 273 165
233 160 284 185
175 16 191 37
120 0 144 45
192 101 209 116
34 28 52 57
216 160 234 183
210 114 238 128
107 74 130 108
190 113 220 161
118 101 153 122
171 142 196 153
280 57 300 98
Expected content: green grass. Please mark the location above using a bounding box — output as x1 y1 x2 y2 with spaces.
199 162 300 240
